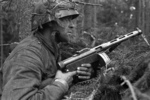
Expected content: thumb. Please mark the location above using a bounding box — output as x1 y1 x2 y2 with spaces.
68 71 77 76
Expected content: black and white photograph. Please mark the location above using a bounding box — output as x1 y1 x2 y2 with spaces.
0 0 150 100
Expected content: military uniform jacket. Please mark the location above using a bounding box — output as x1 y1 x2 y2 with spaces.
1 33 67 100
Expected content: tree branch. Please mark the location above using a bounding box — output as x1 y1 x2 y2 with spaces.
73 0 102 6
121 76 137 100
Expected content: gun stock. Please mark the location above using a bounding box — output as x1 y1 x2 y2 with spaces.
59 29 142 72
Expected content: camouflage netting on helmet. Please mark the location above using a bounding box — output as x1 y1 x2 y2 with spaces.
31 0 79 31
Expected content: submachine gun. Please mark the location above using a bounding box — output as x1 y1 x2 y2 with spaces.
59 29 142 72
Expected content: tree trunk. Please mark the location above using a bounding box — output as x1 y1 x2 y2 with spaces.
83 0 92 31
93 0 97 35
10 0 41 40
0 4 3 67
138 0 150 36
145 0 150 38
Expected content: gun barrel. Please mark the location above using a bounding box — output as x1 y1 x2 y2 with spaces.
93 29 142 50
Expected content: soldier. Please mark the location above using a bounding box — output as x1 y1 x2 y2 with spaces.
1 0 92 100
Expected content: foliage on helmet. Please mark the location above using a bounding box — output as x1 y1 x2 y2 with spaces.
31 0 79 31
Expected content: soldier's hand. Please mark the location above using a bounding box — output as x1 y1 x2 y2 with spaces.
77 63 93 80
55 70 76 86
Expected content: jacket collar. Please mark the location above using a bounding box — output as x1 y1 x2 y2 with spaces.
34 31 60 62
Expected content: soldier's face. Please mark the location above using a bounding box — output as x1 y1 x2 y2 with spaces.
55 17 75 42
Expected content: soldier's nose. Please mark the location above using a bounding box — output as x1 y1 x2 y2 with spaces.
69 21 75 29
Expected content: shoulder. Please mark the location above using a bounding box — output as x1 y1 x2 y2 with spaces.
3 35 45 71
15 35 42 52
6 35 43 61
21 35 42 50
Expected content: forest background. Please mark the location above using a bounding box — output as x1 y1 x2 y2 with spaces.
1 0 150 100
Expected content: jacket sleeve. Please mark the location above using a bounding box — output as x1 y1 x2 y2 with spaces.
2 45 68 100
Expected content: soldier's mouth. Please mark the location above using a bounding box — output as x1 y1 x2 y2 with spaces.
67 32 75 37
67 32 76 42
67 33 72 35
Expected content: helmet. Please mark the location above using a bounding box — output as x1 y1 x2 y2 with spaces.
31 0 79 31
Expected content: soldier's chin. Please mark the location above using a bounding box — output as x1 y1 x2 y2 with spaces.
67 33 76 43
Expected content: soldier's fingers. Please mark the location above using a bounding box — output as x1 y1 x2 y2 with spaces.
77 70 91 76
78 76 90 79
68 71 77 76
77 67 88 71
81 63 91 68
